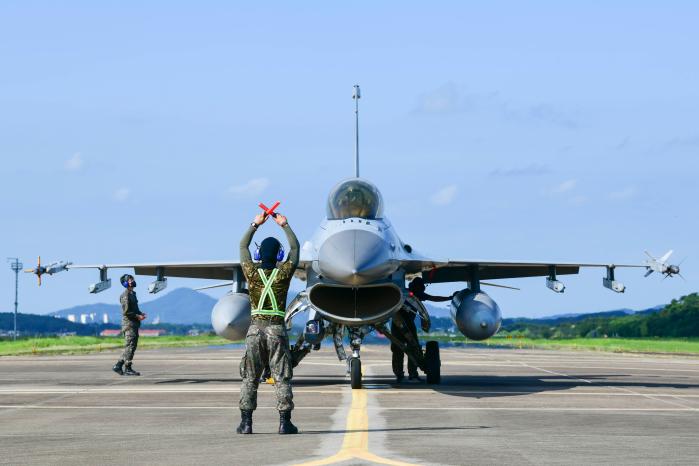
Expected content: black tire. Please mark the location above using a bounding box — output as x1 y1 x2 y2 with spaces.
425 340 441 384
350 357 362 389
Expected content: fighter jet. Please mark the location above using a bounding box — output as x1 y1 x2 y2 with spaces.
28 86 681 389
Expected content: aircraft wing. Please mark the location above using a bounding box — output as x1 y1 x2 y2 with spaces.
401 259 646 283
65 260 312 281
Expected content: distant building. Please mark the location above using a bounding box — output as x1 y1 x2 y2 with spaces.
67 314 76 323
100 329 121 337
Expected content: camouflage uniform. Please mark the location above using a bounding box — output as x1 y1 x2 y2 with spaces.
238 223 299 412
119 289 143 364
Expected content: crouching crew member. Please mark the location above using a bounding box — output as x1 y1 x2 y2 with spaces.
391 277 452 383
237 210 300 435
112 274 147 376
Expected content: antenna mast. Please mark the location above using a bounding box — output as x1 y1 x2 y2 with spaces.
353 84 361 178
7 258 22 341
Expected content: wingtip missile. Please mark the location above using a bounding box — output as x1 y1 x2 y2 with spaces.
644 250 681 279
24 256 72 286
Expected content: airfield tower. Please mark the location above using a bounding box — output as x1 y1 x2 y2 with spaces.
7 258 23 341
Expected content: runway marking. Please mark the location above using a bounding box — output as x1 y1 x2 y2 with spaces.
2 388 699 398
517 360 697 410
519 363 592 384
291 389 418 466
0 405 696 412
440 362 699 373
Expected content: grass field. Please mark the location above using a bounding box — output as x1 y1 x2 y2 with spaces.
3 335 699 357
0 335 235 356
482 336 699 354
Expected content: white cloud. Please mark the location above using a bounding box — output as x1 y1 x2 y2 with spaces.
64 152 83 171
552 179 577 194
569 195 588 206
609 187 636 200
228 177 270 197
414 82 462 114
431 185 458 206
113 187 131 202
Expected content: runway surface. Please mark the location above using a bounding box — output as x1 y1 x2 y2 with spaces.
1 344 699 465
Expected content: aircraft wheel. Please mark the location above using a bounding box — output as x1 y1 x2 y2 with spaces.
425 341 441 384
350 357 362 389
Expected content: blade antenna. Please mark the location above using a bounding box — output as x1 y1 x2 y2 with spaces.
353 84 361 178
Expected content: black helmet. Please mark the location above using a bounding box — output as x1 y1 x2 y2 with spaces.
120 274 136 288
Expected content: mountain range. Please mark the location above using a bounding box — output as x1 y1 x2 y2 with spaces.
3 287 666 330
48 288 217 325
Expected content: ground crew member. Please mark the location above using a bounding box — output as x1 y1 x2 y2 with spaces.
391 277 452 383
237 210 300 435
112 274 146 376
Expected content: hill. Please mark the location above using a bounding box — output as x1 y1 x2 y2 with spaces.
49 288 217 325
500 294 698 338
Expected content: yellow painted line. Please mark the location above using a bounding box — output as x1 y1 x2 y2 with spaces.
292 389 418 466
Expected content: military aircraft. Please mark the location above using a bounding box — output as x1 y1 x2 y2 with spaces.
28 85 681 389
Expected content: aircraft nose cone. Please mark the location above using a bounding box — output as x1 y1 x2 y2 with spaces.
318 228 396 285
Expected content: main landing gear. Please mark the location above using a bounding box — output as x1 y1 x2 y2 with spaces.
340 323 441 389
374 321 441 386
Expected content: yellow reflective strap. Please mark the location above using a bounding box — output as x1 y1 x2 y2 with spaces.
256 268 280 313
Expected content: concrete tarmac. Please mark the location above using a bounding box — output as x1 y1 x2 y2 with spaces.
1 344 699 465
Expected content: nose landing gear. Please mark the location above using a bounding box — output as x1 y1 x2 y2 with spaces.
346 327 368 389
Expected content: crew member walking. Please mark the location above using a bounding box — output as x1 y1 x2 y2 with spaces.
112 274 146 376
237 210 300 435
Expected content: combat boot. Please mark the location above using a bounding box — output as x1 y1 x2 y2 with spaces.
236 409 253 434
278 410 298 434
112 360 124 375
123 363 140 376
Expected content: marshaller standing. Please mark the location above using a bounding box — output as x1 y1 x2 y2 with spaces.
237 210 300 435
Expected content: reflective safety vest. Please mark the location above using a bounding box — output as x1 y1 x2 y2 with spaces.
251 268 285 317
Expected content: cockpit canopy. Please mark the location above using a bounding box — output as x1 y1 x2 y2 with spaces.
326 179 384 220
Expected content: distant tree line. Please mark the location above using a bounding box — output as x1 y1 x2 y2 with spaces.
500 293 699 338
0 313 213 338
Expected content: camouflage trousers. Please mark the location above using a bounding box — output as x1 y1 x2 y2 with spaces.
239 321 294 411
120 329 139 363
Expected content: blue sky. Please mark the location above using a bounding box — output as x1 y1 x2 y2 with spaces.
1 1 697 318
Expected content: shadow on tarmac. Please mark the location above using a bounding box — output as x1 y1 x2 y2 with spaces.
359 374 699 398
155 376 347 386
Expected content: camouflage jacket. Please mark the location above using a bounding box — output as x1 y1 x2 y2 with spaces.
120 289 143 330
240 223 300 317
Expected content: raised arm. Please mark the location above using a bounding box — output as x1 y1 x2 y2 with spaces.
282 223 300 268
240 213 267 263
274 213 300 269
